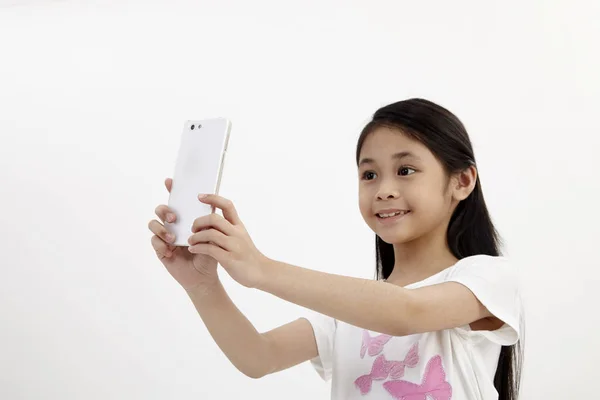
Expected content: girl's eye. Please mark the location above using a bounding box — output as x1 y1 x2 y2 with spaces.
398 167 416 176
362 171 377 180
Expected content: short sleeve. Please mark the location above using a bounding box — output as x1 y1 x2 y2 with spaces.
301 311 337 381
446 255 522 345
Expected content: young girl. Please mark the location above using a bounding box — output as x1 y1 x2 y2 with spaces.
148 98 523 400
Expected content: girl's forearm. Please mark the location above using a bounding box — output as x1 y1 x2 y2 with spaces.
186 281 273 378
258 259 413 336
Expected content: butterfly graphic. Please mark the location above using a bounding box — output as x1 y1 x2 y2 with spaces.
383 355 452 400
388 342 419 379
360 329 393 358
354 343 419 395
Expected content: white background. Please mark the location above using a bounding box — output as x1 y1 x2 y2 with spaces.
1 1 599 399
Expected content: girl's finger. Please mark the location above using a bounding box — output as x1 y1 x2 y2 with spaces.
165 178 173 193
191 213 236 236
198 194 242 226
151 235 173 258
188 228 232 251
148 219 176 244
188 243 228 261
155 205 177 223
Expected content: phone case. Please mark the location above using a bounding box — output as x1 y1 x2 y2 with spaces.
166 118 231 246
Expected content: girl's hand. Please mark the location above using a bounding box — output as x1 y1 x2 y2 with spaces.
149 178 219 292
187 194 271 289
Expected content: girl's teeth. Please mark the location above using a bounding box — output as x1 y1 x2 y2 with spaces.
378 211 406 218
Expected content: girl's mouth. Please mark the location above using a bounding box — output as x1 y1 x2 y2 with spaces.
376 210 410 224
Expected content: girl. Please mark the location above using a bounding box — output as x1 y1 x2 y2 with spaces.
148 98 523 400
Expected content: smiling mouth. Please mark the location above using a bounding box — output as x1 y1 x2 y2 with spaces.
376 210 410 219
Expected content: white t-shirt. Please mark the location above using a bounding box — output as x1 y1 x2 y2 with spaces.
302 255 522 400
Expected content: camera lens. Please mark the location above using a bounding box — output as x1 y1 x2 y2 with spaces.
198 124 202 129
191 124 195 130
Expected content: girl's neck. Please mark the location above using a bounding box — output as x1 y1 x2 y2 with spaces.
386 227 458 287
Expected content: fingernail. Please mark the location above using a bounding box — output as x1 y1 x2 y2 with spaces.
198 194 208 199
167 213 175 222
166 234 174 242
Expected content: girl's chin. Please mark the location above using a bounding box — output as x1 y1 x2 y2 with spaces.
376 230 414 245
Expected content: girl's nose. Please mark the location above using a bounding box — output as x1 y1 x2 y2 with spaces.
376 185 400 200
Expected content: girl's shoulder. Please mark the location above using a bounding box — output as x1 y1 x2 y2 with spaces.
455 253 510 266
409 254 518 289
452 254 518 274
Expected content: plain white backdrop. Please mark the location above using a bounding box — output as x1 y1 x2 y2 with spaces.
1 1 599 399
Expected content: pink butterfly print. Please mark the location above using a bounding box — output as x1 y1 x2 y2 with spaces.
360 329 392 358
354 343 420 395
389 342 419 379
354 354 390 394
383 355 452 400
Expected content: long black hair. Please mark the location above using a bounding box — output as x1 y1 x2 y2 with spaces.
355 98 523 400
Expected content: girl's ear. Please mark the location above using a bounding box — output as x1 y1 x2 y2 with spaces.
452 165 477 201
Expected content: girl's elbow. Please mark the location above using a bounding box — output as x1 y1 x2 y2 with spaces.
237 362 272 379
388 324 413 337
241 368 266 379
237 336 277 379
237 353 276 379
381 316 414 337
390 293 423 337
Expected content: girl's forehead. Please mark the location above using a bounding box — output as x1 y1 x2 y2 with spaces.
360 127 428 159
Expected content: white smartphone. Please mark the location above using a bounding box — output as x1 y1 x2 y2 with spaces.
166 118 231 246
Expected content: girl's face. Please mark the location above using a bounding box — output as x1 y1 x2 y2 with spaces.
357 127 466 245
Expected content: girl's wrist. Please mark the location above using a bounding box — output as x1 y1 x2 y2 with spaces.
185 276 222 299
255 257 280 292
